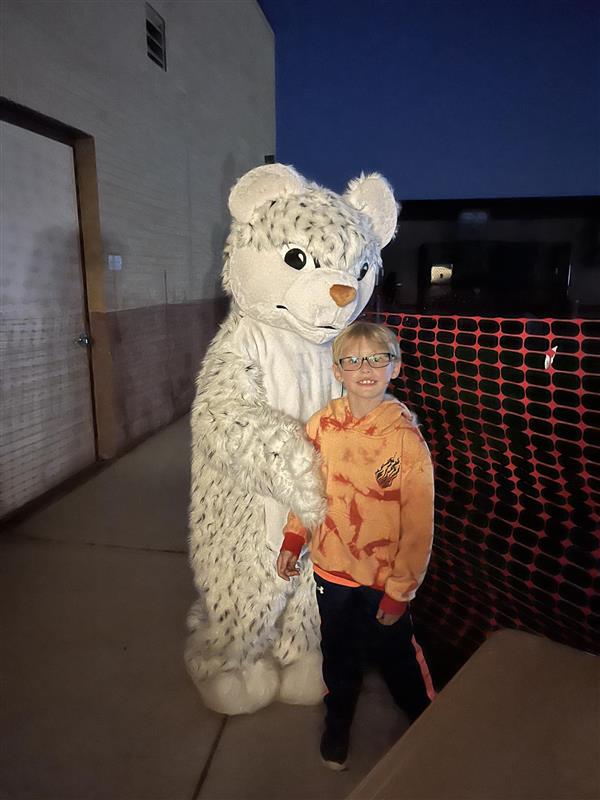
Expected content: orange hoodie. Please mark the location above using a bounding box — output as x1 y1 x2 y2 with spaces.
282 397 434 614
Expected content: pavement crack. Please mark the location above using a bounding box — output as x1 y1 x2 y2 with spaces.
191 715 229 800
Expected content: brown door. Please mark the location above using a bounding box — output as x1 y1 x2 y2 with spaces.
1 120 96 516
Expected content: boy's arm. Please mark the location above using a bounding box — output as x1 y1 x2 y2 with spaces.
380 429 434 615
281 513 309 559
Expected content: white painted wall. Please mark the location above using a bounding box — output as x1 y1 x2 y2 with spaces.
0 0 275 311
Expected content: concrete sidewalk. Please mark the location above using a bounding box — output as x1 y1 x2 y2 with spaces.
0 416 410 800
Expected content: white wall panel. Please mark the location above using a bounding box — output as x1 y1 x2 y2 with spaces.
0 0 275 311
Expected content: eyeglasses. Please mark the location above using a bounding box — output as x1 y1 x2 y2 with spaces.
338 353 394 371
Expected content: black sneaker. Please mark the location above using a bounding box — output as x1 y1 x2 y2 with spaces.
320 726 350 771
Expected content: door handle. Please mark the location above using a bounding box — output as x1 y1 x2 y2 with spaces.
74 332 91 348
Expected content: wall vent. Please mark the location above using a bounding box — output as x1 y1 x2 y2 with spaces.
146 4 166 70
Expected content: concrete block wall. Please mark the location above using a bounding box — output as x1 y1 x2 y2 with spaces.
0 0 274 455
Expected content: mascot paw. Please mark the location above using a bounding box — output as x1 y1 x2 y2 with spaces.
286 435 318 478
185 649 280 715
294 488 327 530
278 651 325 706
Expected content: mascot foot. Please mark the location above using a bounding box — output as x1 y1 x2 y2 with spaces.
278 650 325 706
185 644 279 715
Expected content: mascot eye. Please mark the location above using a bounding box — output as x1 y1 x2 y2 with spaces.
284 248 307 270
358 263 369 281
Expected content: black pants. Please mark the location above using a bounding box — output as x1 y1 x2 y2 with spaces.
314 572 432 733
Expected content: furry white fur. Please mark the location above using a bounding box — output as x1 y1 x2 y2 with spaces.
186 164 397 714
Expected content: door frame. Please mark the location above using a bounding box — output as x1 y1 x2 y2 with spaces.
1 97 119 462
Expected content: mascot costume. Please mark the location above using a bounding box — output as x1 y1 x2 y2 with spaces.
185 164 397 714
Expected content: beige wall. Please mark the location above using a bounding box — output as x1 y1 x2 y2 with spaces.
1 0 274 454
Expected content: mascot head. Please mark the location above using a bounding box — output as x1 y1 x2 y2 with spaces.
223 164 398 345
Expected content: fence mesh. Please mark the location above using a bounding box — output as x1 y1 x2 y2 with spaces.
366 312 600 659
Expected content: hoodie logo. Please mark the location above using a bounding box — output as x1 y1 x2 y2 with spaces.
375 456 400 488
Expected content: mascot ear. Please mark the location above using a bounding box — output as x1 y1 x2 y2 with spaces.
228 164 307 223
344 173 399 248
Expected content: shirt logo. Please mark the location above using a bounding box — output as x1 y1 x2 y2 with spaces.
375 456 401 488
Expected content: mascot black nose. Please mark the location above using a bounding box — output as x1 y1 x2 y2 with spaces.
330 284 356 307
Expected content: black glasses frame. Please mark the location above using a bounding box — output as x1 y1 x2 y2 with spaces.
338 352 394 371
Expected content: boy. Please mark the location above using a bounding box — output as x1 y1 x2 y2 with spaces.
276 321 435 770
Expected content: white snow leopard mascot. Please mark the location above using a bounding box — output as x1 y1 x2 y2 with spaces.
186 163 397 714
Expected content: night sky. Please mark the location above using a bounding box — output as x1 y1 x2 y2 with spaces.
258 0 599 200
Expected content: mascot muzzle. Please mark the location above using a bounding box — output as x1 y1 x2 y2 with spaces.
279 268 370 337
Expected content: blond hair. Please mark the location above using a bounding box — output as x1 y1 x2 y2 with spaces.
332 321 401 364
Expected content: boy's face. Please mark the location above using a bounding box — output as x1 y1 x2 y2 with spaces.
333 336 400 404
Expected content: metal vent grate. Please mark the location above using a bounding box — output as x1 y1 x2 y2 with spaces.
366 311 600 662
146 4 166 70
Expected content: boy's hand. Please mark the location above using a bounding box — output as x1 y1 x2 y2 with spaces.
377 596 408 625
376 608 403 626
277 549 300 581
